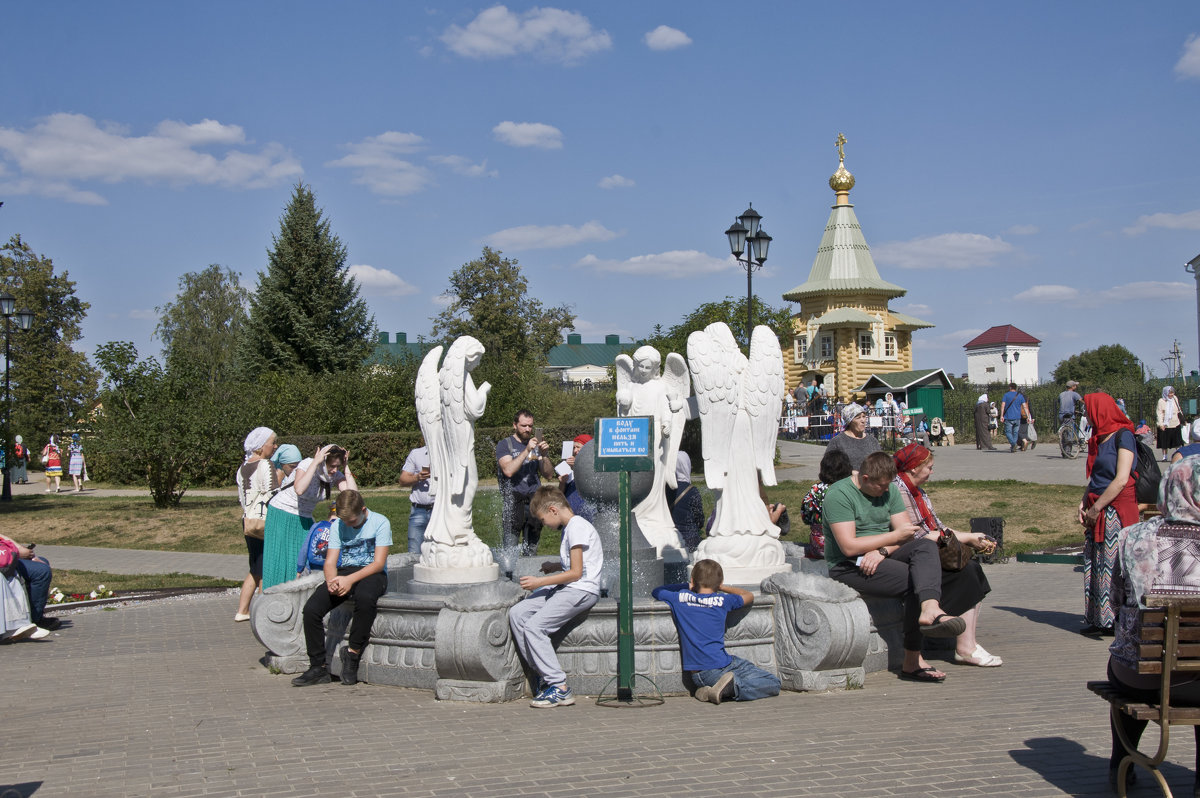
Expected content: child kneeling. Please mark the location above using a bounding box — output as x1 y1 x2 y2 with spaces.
292 490 391 687
653 559 781 704
508 486 603 708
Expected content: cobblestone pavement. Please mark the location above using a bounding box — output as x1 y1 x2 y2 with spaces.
34 546 248 582
4 561 1193 798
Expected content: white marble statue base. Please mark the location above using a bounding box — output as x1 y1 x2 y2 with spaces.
719 563 792 587
412 563 500 585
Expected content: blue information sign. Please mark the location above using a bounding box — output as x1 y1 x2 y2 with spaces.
593 416 654 473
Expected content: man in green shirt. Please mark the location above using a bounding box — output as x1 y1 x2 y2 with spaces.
823 451 965 683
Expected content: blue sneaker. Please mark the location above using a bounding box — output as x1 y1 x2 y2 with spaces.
530 684 575 708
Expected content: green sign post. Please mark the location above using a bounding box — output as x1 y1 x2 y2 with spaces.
593 416 655 704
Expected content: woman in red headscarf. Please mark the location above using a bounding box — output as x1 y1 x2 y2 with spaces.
1079 392 1137 636
893 442 1002 668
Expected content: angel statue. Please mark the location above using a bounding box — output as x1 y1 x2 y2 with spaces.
412 336 497 580
615 345 690 559
687 322 789 580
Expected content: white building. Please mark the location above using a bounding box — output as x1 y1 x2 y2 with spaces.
963 325 1041 386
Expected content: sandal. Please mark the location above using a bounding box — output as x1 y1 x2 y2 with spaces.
920 613 966 638
899 667 946 683
954 644 1003 667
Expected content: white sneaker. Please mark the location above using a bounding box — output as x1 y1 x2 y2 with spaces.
9 623 38 641
28 626 50 640
233 613 251 622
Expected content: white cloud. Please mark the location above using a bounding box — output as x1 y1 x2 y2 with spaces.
348 265 419 298
1014 285 1080 303
431 293 455 308
892 302 933 317
428 154 498 178
1006 224 1039 236
598 174 635 189
326 131 433 196
873 232 1014 269
578 250 733 278
644 25 692 51
0 113 302 204
1176 33 1200 79
441 5 611 65
1123 209 1200 235
916 328 986 352
1094 281 1191 302
492 121 563 149
485 221 619 250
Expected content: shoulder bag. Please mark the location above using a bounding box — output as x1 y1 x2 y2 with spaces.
937 530 973 572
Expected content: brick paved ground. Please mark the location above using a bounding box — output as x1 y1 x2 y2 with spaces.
4 560 1195 798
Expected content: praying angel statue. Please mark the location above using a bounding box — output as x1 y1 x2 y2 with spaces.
414 336 495 572
687 322 789 580
615 346 690 559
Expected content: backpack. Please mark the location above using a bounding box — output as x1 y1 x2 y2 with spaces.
1121 428 1162 505
298 520 337 573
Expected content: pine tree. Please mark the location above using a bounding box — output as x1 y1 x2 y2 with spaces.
239 184 374 374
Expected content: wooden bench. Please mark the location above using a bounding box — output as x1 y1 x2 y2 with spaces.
1087 594 1200 797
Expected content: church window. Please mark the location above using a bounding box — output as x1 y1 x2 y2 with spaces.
819 335 833 360
884 333 897 360
794 335 808 362
859 332 874 358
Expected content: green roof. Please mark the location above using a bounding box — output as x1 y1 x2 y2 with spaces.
547 342 627 369
853 368 954 393
890 311 934 330
783 204 907 301
810 307 879 326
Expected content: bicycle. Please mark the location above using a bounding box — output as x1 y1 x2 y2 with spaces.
1059 411 1086 459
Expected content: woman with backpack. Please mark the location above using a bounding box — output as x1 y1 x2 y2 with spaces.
1078 393 1138 637
235 427 278 622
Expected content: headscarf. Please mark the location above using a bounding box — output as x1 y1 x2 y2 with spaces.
977 393 988 405
1159 455 1200 525
573 434 593 447
894 442 937 532
270 444 302 466
15 435 22 445
243 426 275 457
1163 386 1175 401
675 451 692 486
1084 392 1135 476
842 403 865 423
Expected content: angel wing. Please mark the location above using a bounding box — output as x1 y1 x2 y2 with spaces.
661 352 690 490
686 323 742 489
439 340 472 494
614 354 634 417
415 346 443 447
744 326 786 486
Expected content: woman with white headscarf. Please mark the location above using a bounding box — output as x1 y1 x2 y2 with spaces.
235 427 277 622
974 394 995 450
1157 386 1184 461
825 403 881 472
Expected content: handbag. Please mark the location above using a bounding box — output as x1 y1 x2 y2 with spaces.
0 537 20 578
937 529 973 571
243 517 266 539
1026 421 1038 442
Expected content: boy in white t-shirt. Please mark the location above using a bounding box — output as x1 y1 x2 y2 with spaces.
508 486 604 708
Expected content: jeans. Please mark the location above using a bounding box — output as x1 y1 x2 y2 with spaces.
302 567 389 667
16 556 52 623
407 505 431 553
1003 419 1020 448
693 655 781 702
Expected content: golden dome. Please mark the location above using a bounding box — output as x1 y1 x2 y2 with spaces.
829 163 855 193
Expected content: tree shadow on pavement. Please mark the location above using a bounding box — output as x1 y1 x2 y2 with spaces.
0 782 43 797
992 604 1088 634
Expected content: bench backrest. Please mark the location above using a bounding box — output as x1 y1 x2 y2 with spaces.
1137 595 1200 691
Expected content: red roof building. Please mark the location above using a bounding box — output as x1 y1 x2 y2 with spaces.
963 325 1042 350
963 325 1041 385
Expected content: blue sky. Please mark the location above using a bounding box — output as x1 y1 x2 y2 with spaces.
3 2 1199 380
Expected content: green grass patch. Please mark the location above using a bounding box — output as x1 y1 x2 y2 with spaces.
50 569 240 594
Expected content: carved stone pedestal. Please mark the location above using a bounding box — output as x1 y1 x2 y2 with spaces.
762 571 872 690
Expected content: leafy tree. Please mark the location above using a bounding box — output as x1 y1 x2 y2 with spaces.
91 342 246 507
432 247 575 367
1052 344 1142 385
0 235 98 447
646 295 795 355
239 184 374 374
155 265 249 387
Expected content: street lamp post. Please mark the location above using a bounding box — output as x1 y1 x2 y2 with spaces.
0 291 34 502
1001 350 1021 384
725 204 772 344
1186 253 1200 374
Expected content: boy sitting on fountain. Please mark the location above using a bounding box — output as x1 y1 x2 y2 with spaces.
292 489 392 687
653 559 781 704
508 485 603 708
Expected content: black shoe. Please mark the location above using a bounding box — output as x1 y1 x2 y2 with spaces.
340 648 361 686
36 617 62 631
291 665 330 686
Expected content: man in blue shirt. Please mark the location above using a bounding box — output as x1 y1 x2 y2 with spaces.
1000 382 1030 453
293 490 392 687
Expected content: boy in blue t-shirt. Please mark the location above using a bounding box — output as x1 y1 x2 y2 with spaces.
652 559 781 704
293 490 392 687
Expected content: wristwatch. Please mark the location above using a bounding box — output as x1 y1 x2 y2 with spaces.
877 546 889 558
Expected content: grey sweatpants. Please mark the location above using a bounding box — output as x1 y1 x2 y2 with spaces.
508 586 598 688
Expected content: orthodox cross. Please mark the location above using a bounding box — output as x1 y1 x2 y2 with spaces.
835 133 847 162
